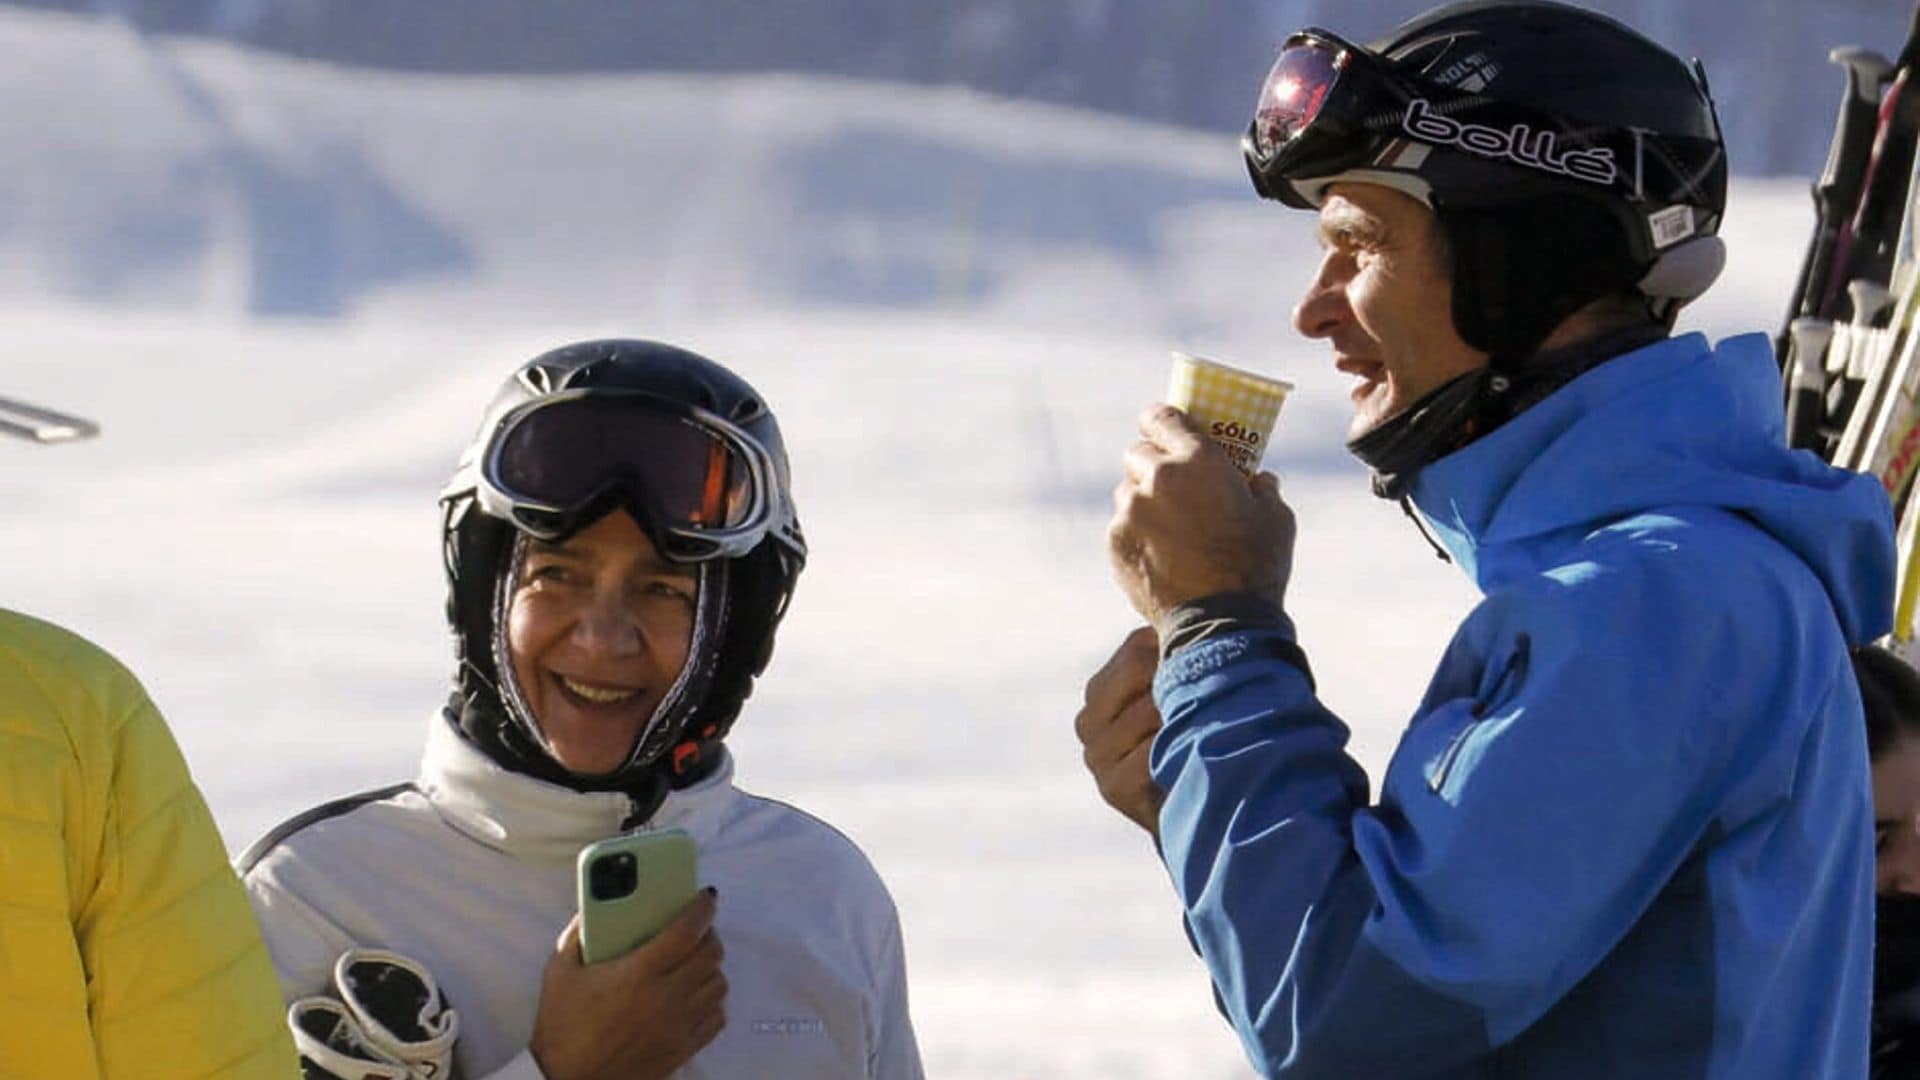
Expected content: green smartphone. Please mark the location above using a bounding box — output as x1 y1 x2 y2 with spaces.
576 828 699 965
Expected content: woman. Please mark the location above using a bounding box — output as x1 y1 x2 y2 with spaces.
242 340 922 1079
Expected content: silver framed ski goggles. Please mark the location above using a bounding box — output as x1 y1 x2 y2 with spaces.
1243 29 1724 227
476 389 779 561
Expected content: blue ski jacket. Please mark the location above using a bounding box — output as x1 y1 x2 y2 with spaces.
1150 332 1895 1078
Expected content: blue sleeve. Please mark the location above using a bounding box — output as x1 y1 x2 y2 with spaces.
1149 585 1748 1076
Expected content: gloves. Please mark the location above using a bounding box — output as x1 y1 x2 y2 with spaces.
290 995 422 1080
290 947 462 1080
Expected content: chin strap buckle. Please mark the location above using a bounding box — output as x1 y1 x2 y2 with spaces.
669 741 702 777
668 723 725 781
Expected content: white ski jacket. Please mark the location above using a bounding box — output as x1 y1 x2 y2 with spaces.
241 713 923 1079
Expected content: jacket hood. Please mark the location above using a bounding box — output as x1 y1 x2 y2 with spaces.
1411 332 1894 644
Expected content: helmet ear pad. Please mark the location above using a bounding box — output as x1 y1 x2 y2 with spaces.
1436 193 1647 360
446 497 510 695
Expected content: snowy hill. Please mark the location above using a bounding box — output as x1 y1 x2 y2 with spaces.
6 0 1910 174
0 5 1811 336
0 8 1829 1078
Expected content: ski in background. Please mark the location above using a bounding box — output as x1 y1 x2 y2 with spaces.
1780 46 1893 373
1782 49 1899 458
1776 0 1920 661
1854 138 1920 486
1870 6 1920 661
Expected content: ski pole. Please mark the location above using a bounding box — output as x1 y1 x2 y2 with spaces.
1836 280 1896 469
1787 317 1835 453
1781 47 1894 369
0 396 101 444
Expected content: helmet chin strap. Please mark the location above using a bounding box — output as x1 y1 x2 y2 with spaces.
1347 368 1496 501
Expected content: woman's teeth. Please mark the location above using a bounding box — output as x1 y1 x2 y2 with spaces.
560 677 638 704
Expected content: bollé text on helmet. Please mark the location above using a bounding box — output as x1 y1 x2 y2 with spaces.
1401 99 1617 187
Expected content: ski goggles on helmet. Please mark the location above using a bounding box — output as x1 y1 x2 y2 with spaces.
1243 29 1723 228
475 390 779 561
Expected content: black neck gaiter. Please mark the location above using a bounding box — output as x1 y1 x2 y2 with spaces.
448 690 673 827
1346 323 1670 501
1346 368 1493 501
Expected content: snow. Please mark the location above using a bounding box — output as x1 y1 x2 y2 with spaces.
0 8 1818 1077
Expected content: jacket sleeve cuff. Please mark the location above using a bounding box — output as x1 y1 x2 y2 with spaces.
1159 590 1313 689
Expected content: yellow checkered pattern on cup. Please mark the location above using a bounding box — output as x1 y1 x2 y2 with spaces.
1165 352 1292 474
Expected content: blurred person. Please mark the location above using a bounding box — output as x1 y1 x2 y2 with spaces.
1855 644 1920 1077
0 396 295 1077
241 340 922 1079
1078 2 1894 1075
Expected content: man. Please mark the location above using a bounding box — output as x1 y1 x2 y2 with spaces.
1080 2 1895 1075
242 340 922 1079
1850 646 1920 1075
0 398 294 1076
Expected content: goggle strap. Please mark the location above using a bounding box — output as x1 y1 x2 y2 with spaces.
1253 35 1721 213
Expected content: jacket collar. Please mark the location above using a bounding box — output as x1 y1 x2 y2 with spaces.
417 710 738 861
1408 332 1708 583
1405 330 1894 645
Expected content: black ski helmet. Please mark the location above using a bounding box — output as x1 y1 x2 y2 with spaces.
439 339 805 802
1244 0 1729 359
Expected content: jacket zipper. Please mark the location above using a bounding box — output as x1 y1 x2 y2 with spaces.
1428 634 1531 793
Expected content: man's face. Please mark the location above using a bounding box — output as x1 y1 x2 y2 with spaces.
1292 183 1490 440
1876 735 1920 897
506 509 696 776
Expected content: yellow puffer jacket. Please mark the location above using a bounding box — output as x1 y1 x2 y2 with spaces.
0 609 295 1078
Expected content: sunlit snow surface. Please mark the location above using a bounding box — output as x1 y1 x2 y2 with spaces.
0 10 1813 1077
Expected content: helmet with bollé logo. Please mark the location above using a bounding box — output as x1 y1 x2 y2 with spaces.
1243 0 1728 360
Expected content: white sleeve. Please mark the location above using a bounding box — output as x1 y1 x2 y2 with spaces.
868 904 925 1080
241 854 360 1003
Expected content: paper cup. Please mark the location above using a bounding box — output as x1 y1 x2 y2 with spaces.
1165 351 1293 475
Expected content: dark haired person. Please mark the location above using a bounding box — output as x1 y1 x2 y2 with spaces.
1079 2 1893 1075
1855 645 1920 1078
242 341 922 1079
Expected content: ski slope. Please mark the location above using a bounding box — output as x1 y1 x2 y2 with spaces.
0 9 1818 1077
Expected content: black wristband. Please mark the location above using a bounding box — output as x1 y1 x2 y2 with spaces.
1159 591 1314 688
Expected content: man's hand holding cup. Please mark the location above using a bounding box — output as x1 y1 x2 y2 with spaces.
1108 354 1298 635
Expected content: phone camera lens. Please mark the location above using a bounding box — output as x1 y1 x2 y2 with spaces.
589 851 640 900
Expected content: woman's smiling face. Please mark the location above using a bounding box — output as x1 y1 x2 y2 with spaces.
506 509 696 776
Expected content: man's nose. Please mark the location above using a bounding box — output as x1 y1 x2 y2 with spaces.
1886 827 1920 898
1293 253 1348 340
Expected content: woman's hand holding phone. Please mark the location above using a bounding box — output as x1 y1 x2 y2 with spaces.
528 887 727 1080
